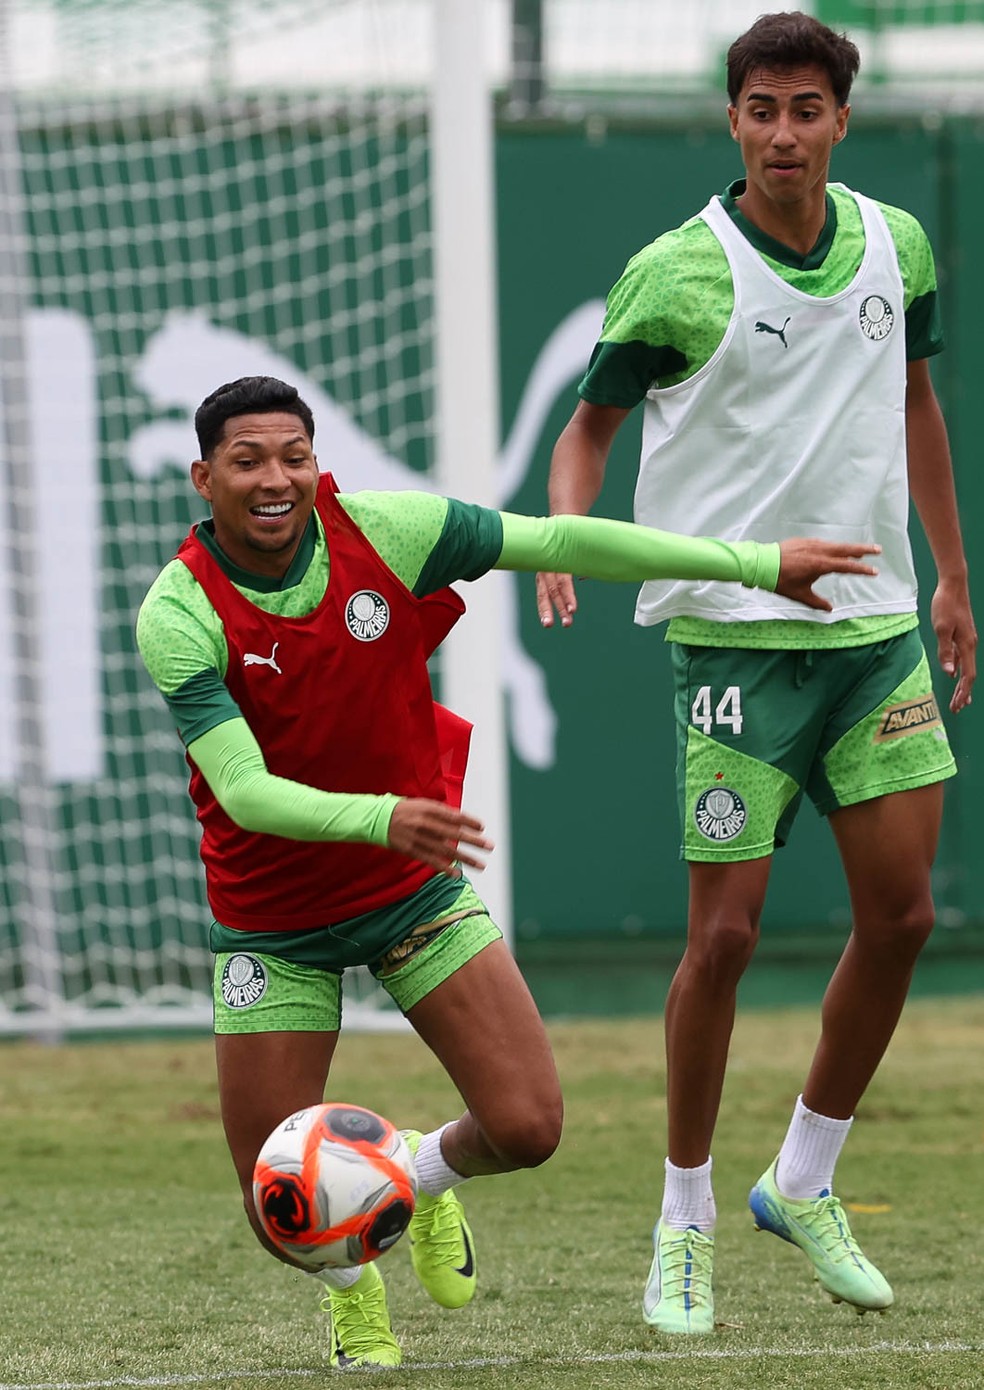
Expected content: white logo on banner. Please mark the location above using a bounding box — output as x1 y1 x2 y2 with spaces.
0 299 606 783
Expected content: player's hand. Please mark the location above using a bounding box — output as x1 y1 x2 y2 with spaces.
775 539 881 611
931 578 977 713
536 571 578 628
387 798 494 876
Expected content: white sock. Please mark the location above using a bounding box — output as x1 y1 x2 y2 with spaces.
661 1157 716 1233
310 1263 362 1291
414 1122 467 1196
775 1095 853 1200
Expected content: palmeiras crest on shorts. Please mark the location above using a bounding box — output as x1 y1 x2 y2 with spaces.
345 589 390 642
694 786 747 842
858 295 894 342
221 953 268 1009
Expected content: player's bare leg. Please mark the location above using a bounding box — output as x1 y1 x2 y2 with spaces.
216 1030 400 1367
215 1028 339 1251
750 784 941 1315
407 937 563 1175
665 857 772 1168
643 856 771 1333
403 938 562 1308
806 783 942 1117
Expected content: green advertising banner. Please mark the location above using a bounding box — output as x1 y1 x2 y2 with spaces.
2 96 981 1029
818 3 984 23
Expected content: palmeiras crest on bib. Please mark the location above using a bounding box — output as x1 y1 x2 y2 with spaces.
221 953 268 1009
858 295 894 342
694 786 747 842
345 589 390 642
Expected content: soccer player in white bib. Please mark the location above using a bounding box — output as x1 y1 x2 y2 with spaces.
537 10 976 1335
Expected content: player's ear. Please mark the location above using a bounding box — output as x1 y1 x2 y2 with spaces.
191 458 212 500
833 104 850 143
728 104 740 141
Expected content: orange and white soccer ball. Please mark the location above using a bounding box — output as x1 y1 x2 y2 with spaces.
252 1102 418 1270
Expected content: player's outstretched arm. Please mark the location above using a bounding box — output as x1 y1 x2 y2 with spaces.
774 538 881 612
501 511 880 615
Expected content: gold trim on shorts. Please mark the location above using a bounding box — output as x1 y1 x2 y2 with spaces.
373 909 487 976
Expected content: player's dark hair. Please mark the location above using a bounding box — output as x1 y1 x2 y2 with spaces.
726 11 860 108
194 376 316 458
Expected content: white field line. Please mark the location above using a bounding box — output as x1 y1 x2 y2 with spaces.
0 1340 979 1390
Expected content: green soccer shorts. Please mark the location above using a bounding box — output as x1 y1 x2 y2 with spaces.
212 877 501 1034
672 629 956 863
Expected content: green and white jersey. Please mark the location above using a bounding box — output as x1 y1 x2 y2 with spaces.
137 490 502 746
580 180 942 650
582 180 942 400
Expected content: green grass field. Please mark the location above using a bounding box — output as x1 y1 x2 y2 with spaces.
1 997 981 1390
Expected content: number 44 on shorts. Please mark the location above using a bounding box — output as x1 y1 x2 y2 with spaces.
691 685 743 736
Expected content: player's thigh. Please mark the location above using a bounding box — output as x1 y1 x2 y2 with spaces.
687 855 773 947
400 934 561 1126
213 950 341 1188
809 631 956 824
672 643 822 862
829 782 944 922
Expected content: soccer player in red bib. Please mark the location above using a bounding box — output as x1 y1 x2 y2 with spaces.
137 373 880 1367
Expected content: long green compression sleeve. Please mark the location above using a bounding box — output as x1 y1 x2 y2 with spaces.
187 718 400 844
186 512 780 844
495 512 781 590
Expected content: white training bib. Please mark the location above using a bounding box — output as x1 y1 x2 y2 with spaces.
633 185 917 627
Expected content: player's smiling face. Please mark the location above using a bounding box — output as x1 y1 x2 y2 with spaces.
191 411 319 577
729 64 849 215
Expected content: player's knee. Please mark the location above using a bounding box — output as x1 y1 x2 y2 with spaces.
689 917 760 983
486 1102 563 1170
899 901 935 953
859 900 935 961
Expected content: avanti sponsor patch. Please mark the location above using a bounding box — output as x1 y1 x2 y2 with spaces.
873 693 943 743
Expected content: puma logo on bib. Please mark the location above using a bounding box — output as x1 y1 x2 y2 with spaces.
754 316 790 349
243 642 282 674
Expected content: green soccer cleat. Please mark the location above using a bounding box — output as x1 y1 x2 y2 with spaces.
402 1129 477 1309
749 1159 894 1313
641 1220 715 1335
321 1261 402 1370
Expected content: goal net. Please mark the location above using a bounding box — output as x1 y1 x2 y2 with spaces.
0 0 489 1036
